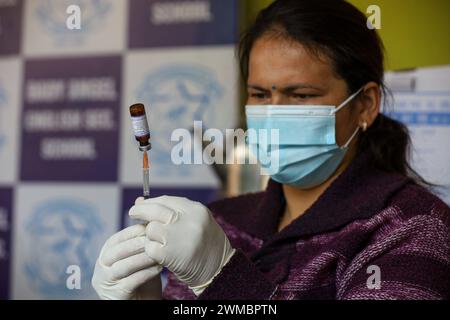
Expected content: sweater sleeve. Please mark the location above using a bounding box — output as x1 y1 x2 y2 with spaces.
162 212 276 300
198 249 277 300
337 203 450 300
162 250 276 300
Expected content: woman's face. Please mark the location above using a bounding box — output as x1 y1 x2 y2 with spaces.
246 35 361 149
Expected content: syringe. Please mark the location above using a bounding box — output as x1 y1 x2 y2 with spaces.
143 151 150 199
129 103 152 199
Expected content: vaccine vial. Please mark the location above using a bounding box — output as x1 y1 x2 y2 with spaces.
129 103 151 151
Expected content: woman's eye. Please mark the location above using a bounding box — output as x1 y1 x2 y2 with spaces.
293 93 317 100
249 93 268 100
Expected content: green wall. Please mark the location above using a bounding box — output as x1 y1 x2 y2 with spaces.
241 0 450 71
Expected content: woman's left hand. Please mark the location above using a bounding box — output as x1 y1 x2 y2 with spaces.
129 196 236 296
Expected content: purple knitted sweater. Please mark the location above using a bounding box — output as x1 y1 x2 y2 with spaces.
163 152 450 300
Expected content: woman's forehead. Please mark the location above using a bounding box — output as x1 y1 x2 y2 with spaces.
248 36 336 86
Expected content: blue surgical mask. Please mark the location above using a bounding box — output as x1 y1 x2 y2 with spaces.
245 87 363 189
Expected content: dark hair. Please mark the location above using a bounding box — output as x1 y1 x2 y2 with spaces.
239 0 431 186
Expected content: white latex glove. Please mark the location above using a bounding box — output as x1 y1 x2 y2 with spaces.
91 223 163 300
129 196 236 296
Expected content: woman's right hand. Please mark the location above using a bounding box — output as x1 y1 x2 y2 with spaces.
91 224 162 300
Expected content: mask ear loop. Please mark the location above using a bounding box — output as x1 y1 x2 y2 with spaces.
332 86 364 114
341 126 360 149
334 86 365 149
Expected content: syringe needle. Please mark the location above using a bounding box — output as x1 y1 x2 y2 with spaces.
143 151 150 199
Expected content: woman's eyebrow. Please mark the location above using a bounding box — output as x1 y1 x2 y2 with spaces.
281 83 324 92
247 83 324 92
246 84 270 91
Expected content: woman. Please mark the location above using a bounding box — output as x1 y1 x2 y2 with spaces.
92 0 450 300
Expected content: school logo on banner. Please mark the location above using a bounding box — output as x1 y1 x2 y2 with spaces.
23 199 102 298
12 185 120 299
136 64 223 173
35 0 111 44
121 47 236 186
23 0 125 55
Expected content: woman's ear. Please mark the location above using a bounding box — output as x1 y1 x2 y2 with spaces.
357 81 381 129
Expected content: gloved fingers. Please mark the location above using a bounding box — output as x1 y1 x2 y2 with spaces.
120 265 163 293
105 224 146 248
135 197 145 205
91 259 106 290
101 236 146 267
129 202 176 224
145 221 166 245
144 238 166 265
110 252 158 281
146 195 194 213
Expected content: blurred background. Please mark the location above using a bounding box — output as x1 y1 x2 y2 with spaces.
0 0 449 299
